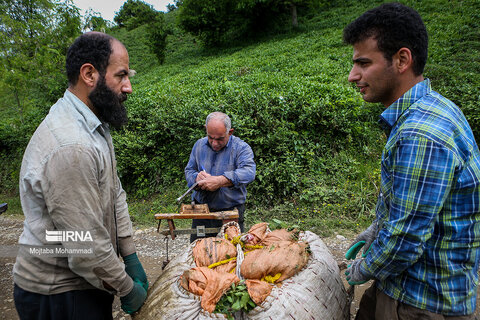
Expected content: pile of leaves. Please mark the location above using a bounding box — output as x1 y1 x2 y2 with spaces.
214 280 256 319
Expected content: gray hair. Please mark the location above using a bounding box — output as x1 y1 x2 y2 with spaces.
205 112 231 132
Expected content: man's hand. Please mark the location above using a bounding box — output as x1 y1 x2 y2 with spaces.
345 258 370 285
345 221 378 260
197 175 232 191
196 170 211 181
123 253 148 291
120 280 147 314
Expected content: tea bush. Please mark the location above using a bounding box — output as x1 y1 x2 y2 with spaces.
113 29 383 206
1 0 479 233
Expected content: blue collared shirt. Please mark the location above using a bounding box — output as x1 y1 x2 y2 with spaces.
362 79 480 315
184 135 256 210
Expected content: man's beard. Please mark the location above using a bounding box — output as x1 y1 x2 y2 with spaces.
89 76 128 128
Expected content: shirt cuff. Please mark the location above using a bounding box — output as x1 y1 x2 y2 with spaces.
222 172 236 187
93 265 134 297
117 274 134 297
119 236 136 257
361 258 375 280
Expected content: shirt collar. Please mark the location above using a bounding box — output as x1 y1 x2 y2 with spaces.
63 89 102 133
379 78 431 132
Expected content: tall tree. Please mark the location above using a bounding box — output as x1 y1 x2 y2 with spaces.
114 0 158 30
178 0 248 47
0 0 81 120
83 8 111 32
178 0 317 47
147 13 169 64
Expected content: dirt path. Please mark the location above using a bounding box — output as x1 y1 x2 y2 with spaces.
1 215 478 319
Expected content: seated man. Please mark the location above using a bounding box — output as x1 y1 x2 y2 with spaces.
185 112 256 242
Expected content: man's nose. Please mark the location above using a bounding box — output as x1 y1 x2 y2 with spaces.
348 65 360 83
122 78 133 94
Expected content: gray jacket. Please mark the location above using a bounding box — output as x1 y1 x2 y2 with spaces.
14 90 135 297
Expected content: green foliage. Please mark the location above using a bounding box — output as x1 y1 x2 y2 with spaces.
113 29 382 206
177 0 242 47
0 0 81 116
0 108 45 192
268 218 300 232
147 13 169 64
109 0 479 215
126 182 187 226
114 0 159 30
110 12 169 68
418 0 480 139
83 9 112 32
1 0 479 238
214 280 256 319
109 25 159 74
177 0 319 47
0 0 82 193
0 192 22 216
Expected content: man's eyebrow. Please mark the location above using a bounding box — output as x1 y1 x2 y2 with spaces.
208 135 225 139
116 69 129 76
353 57 371 63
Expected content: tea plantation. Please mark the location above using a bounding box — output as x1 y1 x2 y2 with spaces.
1 0 479 235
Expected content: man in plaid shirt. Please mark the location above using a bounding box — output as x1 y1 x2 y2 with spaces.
343 3 480 319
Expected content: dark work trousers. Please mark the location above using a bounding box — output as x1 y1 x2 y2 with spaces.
356 282 477 320
190 203 245 243
14 283 114 320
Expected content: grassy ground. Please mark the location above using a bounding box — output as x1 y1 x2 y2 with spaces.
0 189 368 237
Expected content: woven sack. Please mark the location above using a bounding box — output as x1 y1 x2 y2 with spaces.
134 230 349 319
245 231 349 319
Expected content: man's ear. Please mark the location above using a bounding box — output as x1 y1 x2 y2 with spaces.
228 128 234 136
78 63 98 88
394 47 413 74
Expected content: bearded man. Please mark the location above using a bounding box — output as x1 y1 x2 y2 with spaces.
13 32 148 319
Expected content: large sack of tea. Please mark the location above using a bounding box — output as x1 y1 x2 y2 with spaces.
134 230 349 319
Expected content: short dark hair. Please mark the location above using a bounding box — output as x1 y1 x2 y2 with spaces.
66 32 114 86
343 2 428 76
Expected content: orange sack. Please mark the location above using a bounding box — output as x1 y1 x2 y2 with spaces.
224 224 241 241
260 229 294 246
245 279 273 305
241 240 309 283
244 222 269 245
180 267 240 313
193 237 237 274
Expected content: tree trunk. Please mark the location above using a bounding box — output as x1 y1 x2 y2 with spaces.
290 3 298 28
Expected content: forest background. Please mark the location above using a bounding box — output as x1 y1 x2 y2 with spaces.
1 0 479 235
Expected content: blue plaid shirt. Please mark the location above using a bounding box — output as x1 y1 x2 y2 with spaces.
362 79 480 315
184 135 256 210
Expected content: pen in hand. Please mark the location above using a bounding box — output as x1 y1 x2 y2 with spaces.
197 164 207 182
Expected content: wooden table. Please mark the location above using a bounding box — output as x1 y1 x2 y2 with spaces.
155 204 239 240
